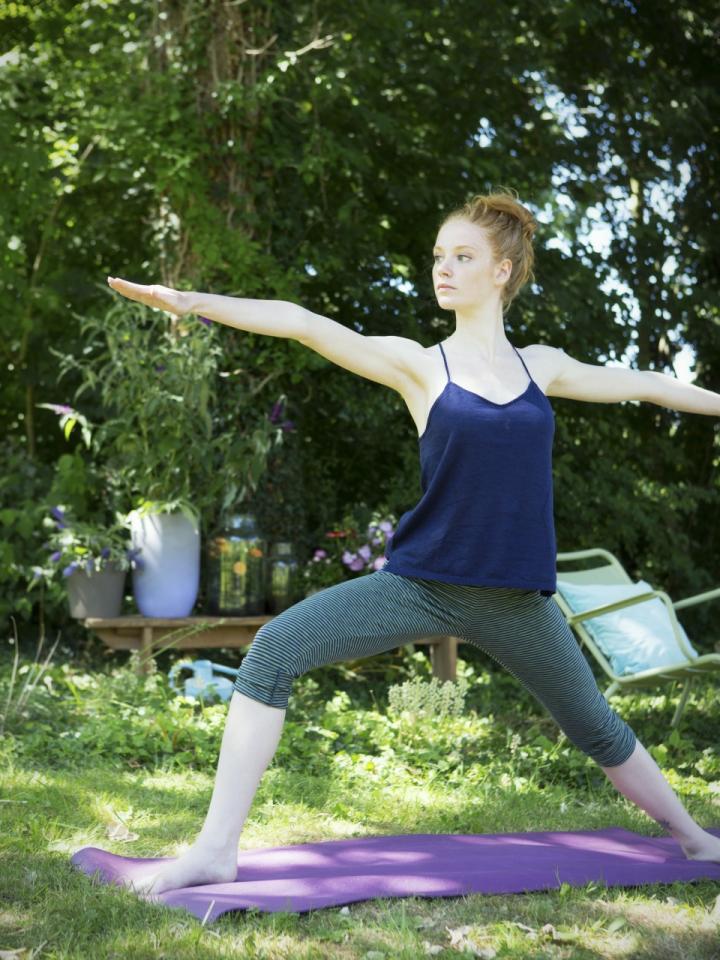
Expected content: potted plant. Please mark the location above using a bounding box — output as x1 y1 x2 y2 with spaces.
30 403 137 618
51 294 289 617
32 504 142 618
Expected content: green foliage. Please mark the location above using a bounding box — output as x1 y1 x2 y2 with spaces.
300 507 397 592
0 436 73 626
3 641 719 809
2 654 229 770
3 0 720 653
52 296 283 522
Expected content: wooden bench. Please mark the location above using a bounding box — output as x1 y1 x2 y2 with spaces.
84 615 460 681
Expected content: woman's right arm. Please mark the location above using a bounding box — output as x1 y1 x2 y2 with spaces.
298 308 425 394
106 277 305 340
189 290 425 394
107 277 423 392
185 290 305 340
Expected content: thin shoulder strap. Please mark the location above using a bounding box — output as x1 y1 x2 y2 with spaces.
438 342 451 383
512 344 536 385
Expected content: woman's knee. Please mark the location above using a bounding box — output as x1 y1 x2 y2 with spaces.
563 705 637 767
232 621 299 709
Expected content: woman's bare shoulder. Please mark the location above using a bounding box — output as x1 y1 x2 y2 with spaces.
519 343 564 392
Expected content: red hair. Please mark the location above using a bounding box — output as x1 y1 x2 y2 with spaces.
440 186 538 316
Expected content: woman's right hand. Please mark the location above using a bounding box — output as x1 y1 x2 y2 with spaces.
106 276 192 318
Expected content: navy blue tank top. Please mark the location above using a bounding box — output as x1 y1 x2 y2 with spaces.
382 341 557 596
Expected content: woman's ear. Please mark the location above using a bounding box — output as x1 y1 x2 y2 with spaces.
496 259 512 283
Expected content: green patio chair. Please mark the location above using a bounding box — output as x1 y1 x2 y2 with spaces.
554 548 720 729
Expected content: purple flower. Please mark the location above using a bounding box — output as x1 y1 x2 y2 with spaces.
372 556 387 570
126 547 144 570
50 551 62 562
281 419 295 432
379 521 394 535
47 404 73 416
269 399 285 423
357 544 372 561
62 562 79 577
100 547 111 559
341 550 366 572
51 506 65 522
198 316 213 326
313 548 328 560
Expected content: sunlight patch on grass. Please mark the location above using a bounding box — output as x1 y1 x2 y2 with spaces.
524 892 720 960
0 906 32 928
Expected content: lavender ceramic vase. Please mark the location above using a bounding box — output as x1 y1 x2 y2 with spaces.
130 510 200 617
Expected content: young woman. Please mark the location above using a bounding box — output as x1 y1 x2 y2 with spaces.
107 189 720 895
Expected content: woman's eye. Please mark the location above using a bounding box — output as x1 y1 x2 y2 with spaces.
432 255 470 262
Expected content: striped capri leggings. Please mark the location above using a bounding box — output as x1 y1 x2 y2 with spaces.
233 568 637 767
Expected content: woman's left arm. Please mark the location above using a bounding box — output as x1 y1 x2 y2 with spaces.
537 344 720 415
641 369 720 416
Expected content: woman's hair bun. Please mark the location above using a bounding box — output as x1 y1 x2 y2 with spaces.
520 215 536 241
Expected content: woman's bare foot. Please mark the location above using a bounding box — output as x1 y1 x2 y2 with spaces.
680 831 720 863
123 843 239 895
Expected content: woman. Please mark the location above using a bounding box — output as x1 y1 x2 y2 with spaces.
107 188 720 895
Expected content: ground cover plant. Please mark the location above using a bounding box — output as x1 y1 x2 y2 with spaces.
1 630 720 959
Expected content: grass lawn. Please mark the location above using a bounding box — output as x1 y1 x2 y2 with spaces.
1 642 719 958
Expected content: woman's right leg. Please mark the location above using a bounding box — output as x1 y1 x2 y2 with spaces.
128 570 461 895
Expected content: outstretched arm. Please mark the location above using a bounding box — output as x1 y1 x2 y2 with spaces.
642 369 720 416
106 277 305 340
538 344 720 415
106 277 422 394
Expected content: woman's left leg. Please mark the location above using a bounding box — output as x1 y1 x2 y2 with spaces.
452 584 720 860
599 739 720 859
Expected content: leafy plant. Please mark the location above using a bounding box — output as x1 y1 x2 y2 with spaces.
302 508 397 593
50 295 287 527
387 675 470 720
0 619 60 738
28 503 140 594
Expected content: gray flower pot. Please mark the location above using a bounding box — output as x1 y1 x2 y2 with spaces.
66 562 127 619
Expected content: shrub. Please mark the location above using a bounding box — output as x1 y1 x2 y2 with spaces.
387 675 469 720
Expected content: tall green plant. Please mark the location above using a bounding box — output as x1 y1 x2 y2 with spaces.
51 293 285 528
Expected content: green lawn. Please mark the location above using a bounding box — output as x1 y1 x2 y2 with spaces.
2 643 719 959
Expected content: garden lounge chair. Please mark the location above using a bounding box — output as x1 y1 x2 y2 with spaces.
554 548 720 729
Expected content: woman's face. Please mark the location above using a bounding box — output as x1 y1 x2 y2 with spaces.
432 218 510 309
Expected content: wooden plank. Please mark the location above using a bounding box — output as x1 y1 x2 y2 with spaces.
430 636 458 681
85 616 463 683
138 626 154 676
84 615 271 627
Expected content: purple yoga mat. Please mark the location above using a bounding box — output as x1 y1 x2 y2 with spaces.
70 826 720 923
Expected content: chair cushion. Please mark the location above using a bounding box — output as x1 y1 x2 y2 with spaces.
556 578 699 677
